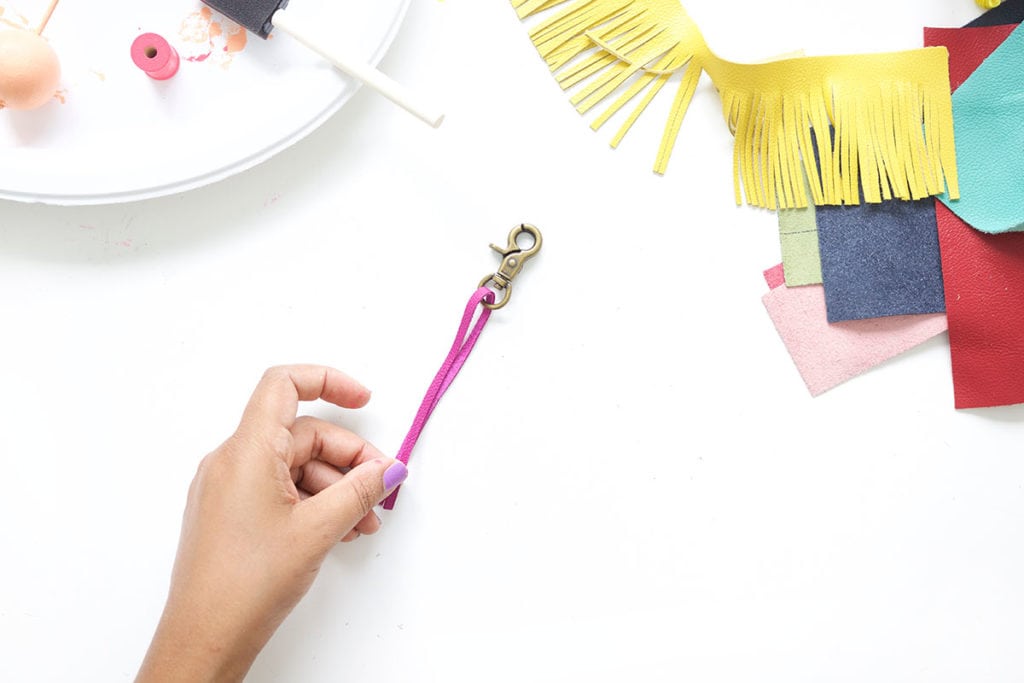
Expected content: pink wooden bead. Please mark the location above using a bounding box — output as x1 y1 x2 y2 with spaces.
130 33 179 80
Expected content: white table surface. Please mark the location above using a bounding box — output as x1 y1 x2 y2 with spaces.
3 1 1023 681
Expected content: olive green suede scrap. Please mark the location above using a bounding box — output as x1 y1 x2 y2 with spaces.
778 205 823 286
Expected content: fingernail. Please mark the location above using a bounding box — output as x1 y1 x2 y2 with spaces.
382 461 408 492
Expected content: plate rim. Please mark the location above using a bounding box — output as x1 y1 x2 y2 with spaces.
0 0 413 206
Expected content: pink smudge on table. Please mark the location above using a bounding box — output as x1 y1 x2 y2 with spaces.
179 5 247 67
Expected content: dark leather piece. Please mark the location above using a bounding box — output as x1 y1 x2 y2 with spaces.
967 0 1024 27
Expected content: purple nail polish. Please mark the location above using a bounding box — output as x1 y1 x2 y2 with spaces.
383 461 408 492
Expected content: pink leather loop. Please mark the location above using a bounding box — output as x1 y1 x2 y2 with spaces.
382 287 495 509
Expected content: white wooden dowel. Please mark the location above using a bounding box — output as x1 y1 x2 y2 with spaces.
271 8 444 128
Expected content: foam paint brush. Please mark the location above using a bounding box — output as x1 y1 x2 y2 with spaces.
203 0 444 127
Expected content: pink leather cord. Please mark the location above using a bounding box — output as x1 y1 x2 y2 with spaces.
381 287 495 510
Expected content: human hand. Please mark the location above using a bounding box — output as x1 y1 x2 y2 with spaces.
136 365 407 683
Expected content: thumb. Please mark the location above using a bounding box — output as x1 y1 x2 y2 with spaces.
301 458 408 541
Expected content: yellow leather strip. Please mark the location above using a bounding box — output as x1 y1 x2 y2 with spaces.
512 0 959 208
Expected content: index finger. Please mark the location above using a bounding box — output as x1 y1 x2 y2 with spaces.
239 365 371 433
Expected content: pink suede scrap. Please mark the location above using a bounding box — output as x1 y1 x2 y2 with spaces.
762 276 948 396
763 263 787 289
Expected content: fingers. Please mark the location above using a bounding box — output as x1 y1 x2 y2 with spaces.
298 458 408 546
340 513 382 543
240 365 371 436
354 510 381 536
288 416 387 471
232 365 398 547
296 459 384 541
294 459 344 493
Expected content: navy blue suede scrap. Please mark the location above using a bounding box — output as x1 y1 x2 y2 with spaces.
968 0 1024 27
816 199 946 323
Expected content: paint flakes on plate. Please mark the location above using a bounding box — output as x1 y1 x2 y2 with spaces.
0 4 30 30
179 6 247 68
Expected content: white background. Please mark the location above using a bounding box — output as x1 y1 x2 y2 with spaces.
3 1 1022 681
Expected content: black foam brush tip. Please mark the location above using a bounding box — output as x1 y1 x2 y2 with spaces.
203 0 289 38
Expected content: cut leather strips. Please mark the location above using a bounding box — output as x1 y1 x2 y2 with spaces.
816 198 946 322
704 49 958 209
926 25 1024 408
761 264 948 396
510 0 960 209
936 21 1024 234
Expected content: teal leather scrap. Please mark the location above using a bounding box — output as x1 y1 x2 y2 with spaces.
938 22 1024 234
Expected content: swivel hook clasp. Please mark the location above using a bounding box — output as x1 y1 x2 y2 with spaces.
478 223 543 310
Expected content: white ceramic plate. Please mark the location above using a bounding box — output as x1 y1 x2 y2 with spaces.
0 0 411 204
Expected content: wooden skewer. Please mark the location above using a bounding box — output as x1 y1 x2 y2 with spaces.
270 8 444 128
36 0 60 35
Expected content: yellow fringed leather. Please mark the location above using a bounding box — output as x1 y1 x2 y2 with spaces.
511 0 960 208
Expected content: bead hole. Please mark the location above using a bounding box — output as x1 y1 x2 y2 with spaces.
145 46 158 59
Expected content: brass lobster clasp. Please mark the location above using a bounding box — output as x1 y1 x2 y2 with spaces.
478 224 543 310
